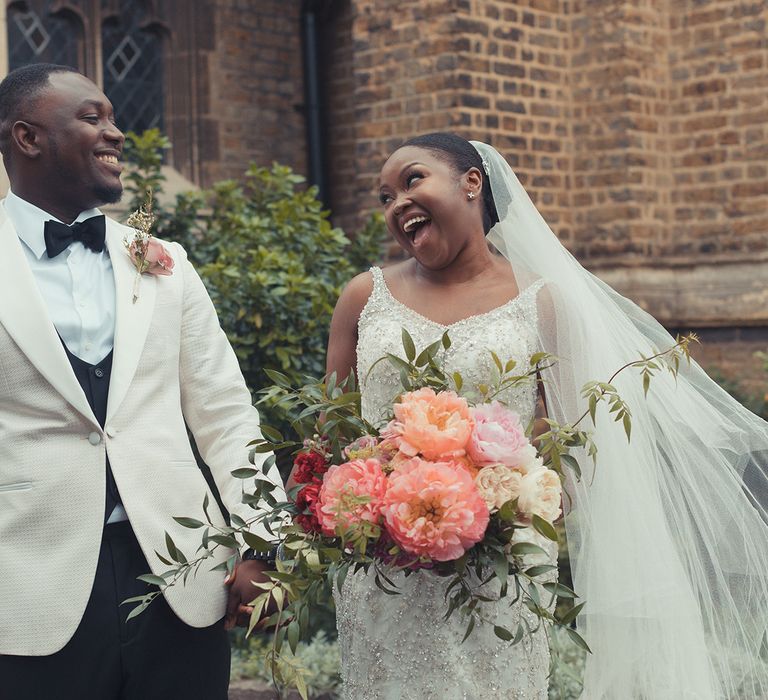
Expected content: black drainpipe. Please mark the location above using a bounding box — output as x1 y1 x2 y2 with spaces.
301 0 328 206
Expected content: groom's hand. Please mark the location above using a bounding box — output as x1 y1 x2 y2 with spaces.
223 559 276 630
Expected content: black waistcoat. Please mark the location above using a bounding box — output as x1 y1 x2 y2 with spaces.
60 342 122 520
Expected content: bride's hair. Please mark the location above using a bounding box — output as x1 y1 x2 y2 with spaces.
400 132 500 235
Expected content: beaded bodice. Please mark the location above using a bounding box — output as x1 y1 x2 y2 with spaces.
357 267 543 428
334 267 553 700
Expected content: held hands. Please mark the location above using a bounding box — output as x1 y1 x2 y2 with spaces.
223 559 279 630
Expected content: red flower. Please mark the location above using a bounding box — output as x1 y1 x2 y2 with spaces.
293 451 328 484
295 480 322 533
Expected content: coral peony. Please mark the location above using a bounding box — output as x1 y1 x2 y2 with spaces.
316 458 389 536
295 480 322 532
517 466 562 523
382 388 474 460
475 463 524 513
467 401 537 469
381 457 489 561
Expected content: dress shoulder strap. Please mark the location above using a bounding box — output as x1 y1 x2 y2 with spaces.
369 266 386 297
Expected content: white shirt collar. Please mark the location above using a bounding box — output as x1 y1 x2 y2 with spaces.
4 189 103 260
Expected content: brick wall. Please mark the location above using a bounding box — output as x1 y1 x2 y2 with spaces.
323 0 573 238
321 0 766 322
201 0 307 186
315 0 766 393
665 0 767 260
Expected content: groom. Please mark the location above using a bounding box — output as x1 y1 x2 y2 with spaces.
0 64 284 699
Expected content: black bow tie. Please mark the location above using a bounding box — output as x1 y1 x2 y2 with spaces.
44 216 106 259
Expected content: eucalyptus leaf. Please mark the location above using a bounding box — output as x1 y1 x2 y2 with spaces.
401 328 416 362
173 516 204 529
532 514 558 542
231 467 258 479
136 574 167 587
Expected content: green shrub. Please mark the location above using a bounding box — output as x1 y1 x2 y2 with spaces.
708 365 767 421
122 131 387 434
231 631 341 698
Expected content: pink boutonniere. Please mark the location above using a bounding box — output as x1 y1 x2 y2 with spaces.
123 193 174 303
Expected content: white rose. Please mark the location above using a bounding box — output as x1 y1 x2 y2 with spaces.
475 463 524 513
517 466 562 523
518 448 543 474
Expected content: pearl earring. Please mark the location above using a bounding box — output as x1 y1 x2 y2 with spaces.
467 192 476 200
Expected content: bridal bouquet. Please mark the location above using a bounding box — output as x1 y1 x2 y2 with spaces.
237 330 590 653
291 383 563 597
294 387 561 562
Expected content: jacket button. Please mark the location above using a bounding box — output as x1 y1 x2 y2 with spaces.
88 432 102 446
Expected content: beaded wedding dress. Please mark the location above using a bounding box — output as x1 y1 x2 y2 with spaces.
334 266 556 700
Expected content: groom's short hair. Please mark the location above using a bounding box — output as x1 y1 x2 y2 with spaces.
0 63 79 160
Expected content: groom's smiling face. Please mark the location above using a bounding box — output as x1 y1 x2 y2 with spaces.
21 72 125 215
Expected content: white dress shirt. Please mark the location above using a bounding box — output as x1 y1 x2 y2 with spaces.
4 189 116 364
4 190 127 522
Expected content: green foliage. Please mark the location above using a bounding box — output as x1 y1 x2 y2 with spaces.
709 357 768 421
231 631 341 698
123 129 171 212
122 130 387 434
548 625 587 699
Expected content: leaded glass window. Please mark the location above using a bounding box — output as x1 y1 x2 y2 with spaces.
102 1 164 134
7 0 81 71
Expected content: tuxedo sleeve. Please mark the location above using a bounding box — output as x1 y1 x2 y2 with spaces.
175 243 286 545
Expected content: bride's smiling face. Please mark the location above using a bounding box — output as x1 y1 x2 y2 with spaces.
378 146 484 269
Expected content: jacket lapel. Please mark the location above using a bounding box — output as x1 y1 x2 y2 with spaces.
105 221 156 422
0 205 97 424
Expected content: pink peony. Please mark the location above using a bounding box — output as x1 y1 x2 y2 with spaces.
316 458 389 536
381 457 489 561
467 401 536 469
382 388 474 460
343 435 380 460
517 466 562 523
129 239 175 276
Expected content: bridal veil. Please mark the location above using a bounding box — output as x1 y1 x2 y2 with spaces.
472 140 768 699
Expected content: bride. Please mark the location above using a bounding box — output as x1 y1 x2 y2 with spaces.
324 133 768 698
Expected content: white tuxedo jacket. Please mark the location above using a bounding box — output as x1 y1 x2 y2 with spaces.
0 204 284 656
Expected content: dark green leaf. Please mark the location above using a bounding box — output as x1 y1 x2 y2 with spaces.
242 531 273 552
559 601 586 626
461 615 476 643
509 541 548 557
259 425 284 443
231 467 258 479
401 328 416 362
136 574 167 587
565 626 592 653
173 516 204 529
532 514 558 542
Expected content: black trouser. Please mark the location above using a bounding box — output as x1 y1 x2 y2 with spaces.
0 521 230 700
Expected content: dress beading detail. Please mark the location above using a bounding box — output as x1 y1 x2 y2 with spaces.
336 267 556 699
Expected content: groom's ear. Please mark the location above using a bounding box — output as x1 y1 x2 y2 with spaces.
11 121 43 160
